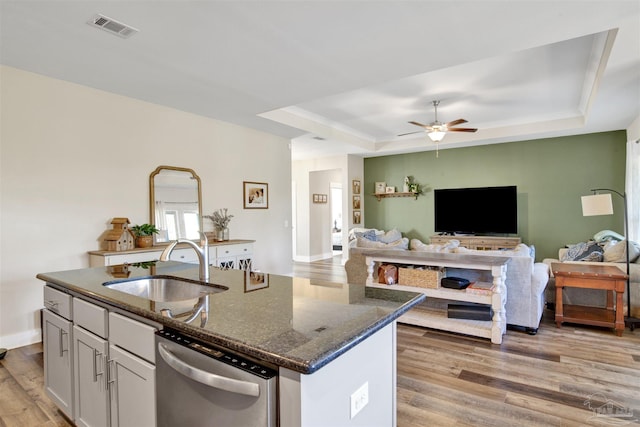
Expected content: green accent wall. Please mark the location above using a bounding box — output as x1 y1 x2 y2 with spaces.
363 131 627 261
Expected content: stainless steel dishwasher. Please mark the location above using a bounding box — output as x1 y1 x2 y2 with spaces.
155 329 277 427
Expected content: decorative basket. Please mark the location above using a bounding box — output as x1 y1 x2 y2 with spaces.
398 267 444 288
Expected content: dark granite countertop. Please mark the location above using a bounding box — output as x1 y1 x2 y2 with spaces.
37 262 425 374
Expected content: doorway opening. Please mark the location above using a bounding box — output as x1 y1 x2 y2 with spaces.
330 183 342 256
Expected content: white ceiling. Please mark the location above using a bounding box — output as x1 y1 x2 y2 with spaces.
1 1 639 160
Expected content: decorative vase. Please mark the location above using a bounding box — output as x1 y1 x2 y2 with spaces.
403 176 410 193
216 228 224 242
223 227 229 241
136 235 153 248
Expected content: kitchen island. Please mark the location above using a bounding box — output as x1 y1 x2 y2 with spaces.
38 261 425 427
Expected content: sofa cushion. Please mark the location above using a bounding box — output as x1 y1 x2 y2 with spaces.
603 240 640 263
561 241 604 262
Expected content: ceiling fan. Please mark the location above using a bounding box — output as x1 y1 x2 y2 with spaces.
399 100 478 142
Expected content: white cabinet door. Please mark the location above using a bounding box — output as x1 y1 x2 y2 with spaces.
74 325 110 427
236 254 252 271
108 344 156 427
43 309 74 420
215 243 253 270
216 256 237 270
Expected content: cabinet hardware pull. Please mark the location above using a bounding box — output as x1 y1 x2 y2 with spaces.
107 357 115 391
93 350 104 382
45 300 59 312
58 329 66 357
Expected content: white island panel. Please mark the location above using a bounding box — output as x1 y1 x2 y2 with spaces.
280 322 396 427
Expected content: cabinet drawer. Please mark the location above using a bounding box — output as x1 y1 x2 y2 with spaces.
44 286 73 320
109 312 156 364
168 248 199 264
473 238 503 245
73 298 108 338
216 243 252 258
429 237 447 244
104 251 162 266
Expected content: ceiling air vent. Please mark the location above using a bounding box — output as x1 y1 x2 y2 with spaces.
87 14 139 38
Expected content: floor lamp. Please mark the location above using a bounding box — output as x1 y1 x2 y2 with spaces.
581 189 640 330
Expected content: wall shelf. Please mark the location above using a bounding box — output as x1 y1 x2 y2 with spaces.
373 192 420 201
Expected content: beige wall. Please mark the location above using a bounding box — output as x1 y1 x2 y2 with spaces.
0 66 292 349
292 155 364 263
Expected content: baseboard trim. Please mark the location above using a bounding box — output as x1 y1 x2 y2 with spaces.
293 252 336 263
0 328 42 350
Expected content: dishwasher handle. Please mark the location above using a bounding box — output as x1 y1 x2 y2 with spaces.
158 342 260 397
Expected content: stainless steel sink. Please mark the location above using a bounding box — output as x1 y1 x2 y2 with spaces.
103 275 226 302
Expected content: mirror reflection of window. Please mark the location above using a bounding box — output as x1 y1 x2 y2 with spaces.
184 212 200 240
164 211 178 241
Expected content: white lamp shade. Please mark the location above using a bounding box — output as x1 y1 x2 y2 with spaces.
581 193 614 216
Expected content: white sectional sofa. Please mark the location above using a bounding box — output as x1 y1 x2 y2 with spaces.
345 230 549 334
543 239 640 318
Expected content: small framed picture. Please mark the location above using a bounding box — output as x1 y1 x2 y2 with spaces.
243 181 268 209
385 186 395 193
353 210 361 224
352 180 361 194
322 194 327 203
313 194 319 203
375 182 386 194
245 271 269 292
353 195 361 209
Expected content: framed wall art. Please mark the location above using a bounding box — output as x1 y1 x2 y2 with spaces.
312 194 328 204
243 181 268 209
245 271 269 292
353 195 361 209
375 182 386 194
352 180 361 194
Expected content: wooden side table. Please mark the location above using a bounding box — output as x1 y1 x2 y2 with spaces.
551 263 628 336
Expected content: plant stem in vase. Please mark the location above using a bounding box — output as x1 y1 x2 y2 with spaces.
205 208 234 242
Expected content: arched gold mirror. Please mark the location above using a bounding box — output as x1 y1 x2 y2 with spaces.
150 166 202 243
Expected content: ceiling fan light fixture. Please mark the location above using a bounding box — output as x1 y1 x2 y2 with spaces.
428 129 446 142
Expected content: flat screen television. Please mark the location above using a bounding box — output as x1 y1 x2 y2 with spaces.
434 186 517 234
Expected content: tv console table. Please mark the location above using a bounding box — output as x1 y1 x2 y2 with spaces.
430 235 521 251
363 250 508 344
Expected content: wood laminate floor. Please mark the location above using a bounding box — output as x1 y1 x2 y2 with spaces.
2 256 639 426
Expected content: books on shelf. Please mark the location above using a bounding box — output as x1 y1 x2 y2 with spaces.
465 282 495 295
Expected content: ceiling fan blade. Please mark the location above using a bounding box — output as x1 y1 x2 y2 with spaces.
397 130 425 137
445 118 467 127
448 127 478 132
408 121 430 128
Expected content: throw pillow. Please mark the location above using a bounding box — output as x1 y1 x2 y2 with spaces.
561 241 604 262
355 229 378 241
603 240 640 263
356 236 409 249
411 239 447 252
378 228 402 244
453 243 532 258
